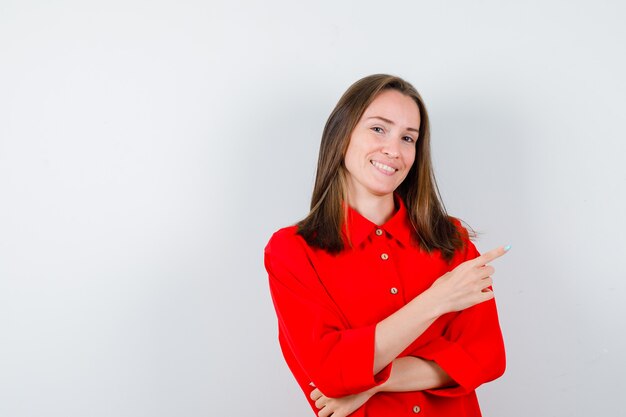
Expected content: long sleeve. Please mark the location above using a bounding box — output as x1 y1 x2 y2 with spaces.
413 238 506 397
265 228 392 399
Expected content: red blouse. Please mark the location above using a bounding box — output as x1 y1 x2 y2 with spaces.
264 196 505 416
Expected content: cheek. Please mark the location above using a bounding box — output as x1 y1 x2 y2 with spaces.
344 139 368 169
403 148 416 168
343 147 355 170
343 148 361 178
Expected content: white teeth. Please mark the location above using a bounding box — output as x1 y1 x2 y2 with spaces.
371 160 396 173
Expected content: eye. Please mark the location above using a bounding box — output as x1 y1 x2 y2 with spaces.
402 135 415 143
371 126 384 134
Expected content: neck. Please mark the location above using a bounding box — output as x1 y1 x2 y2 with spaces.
346 191 396 226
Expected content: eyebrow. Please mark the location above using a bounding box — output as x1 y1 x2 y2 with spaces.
366 116 420 134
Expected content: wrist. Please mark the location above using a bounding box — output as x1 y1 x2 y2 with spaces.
370 381 386 395
418 288 447 319
372 358 397 394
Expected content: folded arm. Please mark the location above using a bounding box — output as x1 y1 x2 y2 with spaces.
310 356 453 417
309 239 507 416
266 229 506 401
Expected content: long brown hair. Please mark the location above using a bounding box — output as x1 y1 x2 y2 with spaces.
297 74 469 262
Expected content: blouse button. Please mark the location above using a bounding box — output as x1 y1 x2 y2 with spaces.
390 287 398 295
412 405 421 414
375 228 383 236
380 253 389 260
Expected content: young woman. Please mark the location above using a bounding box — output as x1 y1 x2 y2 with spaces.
264 74 509 417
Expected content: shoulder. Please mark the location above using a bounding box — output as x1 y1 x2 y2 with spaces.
448 216 466 235
448 216 480 260
264 225 315 267
264 225 327 289
265 225 303 254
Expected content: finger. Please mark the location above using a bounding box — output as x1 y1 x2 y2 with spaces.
471 245 509 267
480 276 493 291
315 396 328 409
318 406 333 417
478 265 495 277
480 287 495 301
310 388 322 401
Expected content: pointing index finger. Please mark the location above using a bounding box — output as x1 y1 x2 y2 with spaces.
471 245 510 267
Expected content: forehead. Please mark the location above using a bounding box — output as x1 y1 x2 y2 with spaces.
362 89 421 126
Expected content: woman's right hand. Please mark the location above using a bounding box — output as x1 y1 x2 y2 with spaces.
427 246 509 315
372 245 509 375
310 385 378 417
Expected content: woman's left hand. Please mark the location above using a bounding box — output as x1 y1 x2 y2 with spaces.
309 386 376 417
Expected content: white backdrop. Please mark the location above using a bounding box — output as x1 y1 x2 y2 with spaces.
1 1 625 416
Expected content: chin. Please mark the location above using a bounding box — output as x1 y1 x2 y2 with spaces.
368 188 396 198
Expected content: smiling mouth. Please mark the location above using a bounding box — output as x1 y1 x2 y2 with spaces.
371 160 398 174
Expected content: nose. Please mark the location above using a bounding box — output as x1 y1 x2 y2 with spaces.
382 139 400 158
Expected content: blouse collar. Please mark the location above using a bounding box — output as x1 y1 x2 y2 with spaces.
342 193 414 248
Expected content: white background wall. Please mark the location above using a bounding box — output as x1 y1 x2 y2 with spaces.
1 1 625 416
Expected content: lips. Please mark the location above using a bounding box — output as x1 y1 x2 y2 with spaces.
370 160 398 175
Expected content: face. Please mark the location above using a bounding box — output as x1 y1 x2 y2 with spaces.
343 89 420 202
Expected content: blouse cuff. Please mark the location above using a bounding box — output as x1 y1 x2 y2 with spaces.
331 323 392 396
415 337 485 397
